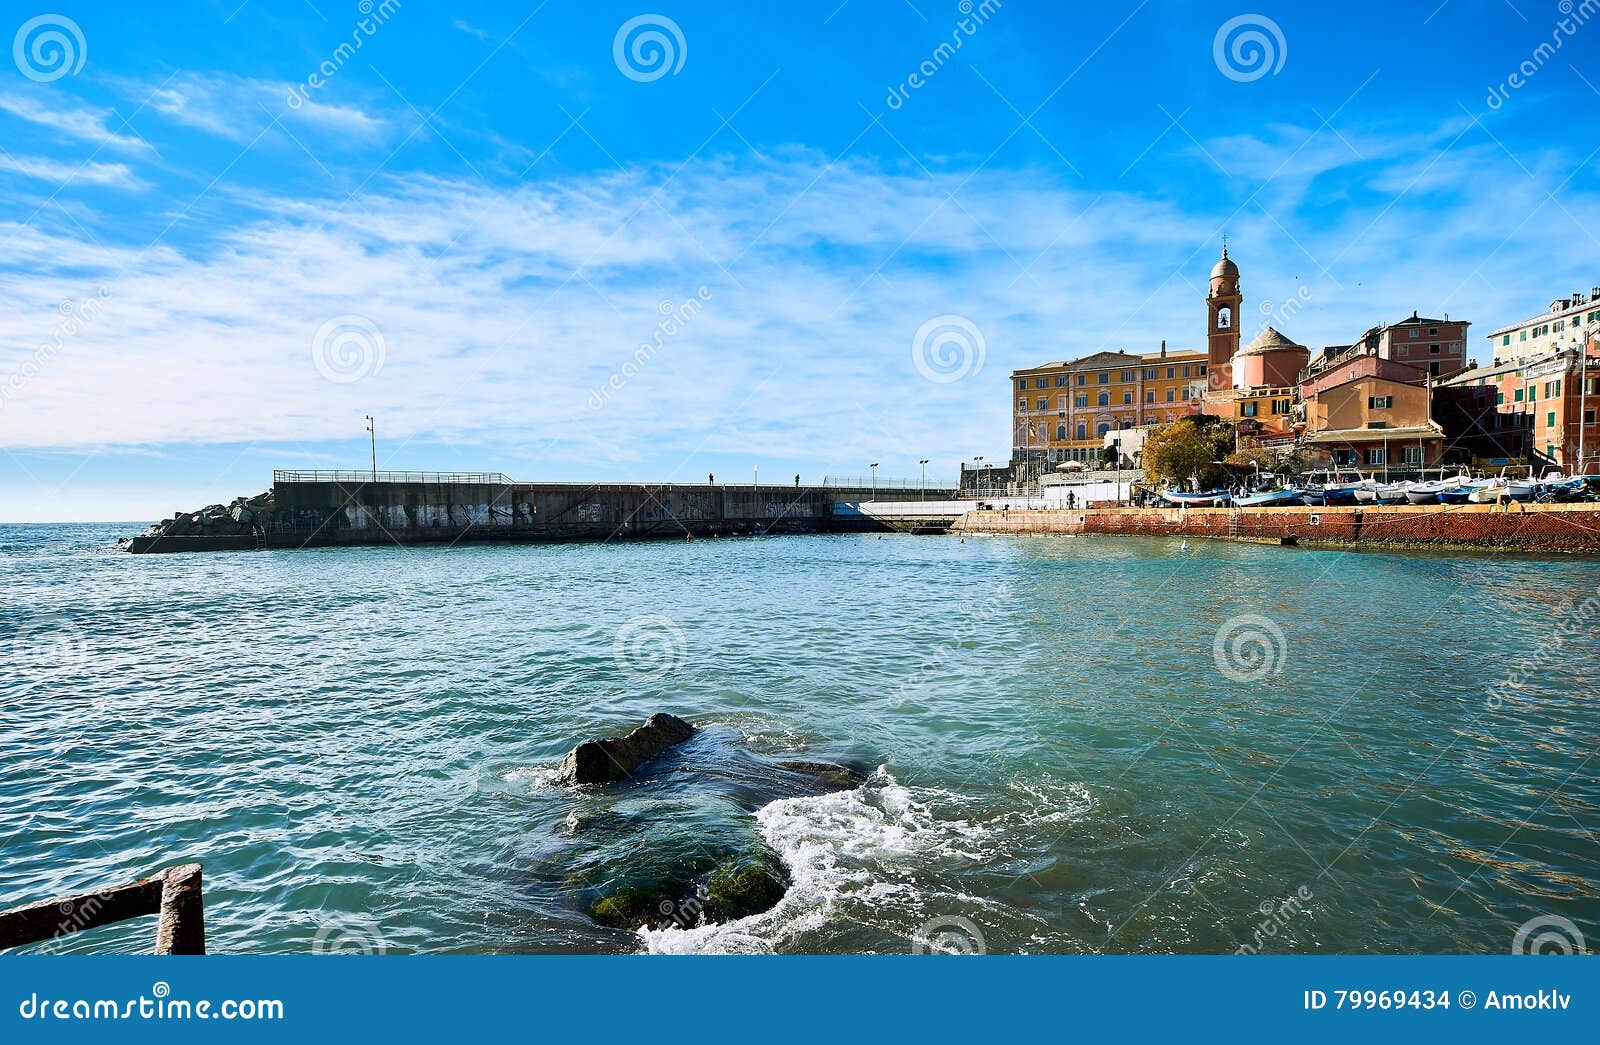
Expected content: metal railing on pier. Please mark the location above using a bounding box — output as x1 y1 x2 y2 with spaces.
273 470 513 485
822 475 957 490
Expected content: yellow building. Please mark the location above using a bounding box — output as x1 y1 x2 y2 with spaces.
1012 343 1210 465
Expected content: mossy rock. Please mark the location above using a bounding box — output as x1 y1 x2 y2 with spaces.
704 852 789 923
566 796 790 930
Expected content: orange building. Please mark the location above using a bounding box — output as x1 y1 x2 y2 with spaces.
1300 354 1443 469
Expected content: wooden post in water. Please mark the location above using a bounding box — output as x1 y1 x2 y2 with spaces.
154 863 205 955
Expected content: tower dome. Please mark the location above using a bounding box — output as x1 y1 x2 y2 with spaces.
1211 246 1239 279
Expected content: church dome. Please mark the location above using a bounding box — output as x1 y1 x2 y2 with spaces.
1236 326 1305 356
1210 247 1239 279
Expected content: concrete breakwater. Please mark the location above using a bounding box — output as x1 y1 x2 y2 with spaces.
125 471 950 553
954 502 1600 553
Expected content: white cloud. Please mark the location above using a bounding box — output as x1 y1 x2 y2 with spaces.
0 92 152 153
140 71 389 146
0 154 146 190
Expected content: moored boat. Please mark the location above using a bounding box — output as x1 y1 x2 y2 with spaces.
1161 489 1230 507
1233 488 1303 507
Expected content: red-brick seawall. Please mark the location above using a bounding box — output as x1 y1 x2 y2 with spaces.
954 503 1600 552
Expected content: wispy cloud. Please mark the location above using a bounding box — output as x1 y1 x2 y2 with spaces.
138 71 390 145
0 92 153 153
0 154 147 190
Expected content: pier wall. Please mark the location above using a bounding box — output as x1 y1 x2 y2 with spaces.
954 502 1600 552
128 479 947 553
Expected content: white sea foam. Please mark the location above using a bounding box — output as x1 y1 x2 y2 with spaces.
638 767 1089 954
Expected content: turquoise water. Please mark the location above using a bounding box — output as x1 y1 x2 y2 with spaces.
2 524 1597 955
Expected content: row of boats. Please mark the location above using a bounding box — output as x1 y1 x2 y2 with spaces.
1162 470 1600 508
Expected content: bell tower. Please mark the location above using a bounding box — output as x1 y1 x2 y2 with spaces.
1206 245 1242 392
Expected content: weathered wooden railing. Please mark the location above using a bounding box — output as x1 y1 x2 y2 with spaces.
0 864 205 954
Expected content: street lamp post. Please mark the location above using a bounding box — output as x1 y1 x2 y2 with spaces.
974 456 985 498
365 415 376 482
918 459 929 500
870 463 879 498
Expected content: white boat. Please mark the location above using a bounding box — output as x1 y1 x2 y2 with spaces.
1467 479 1509 504
1357 481 1412 504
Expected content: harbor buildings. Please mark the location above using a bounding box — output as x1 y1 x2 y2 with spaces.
1484 288 1600 365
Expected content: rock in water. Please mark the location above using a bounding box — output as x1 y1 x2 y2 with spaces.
553 713 696 786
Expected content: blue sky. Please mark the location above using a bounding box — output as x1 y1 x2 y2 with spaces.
1 0 1597 520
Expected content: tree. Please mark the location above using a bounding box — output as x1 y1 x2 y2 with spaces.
1142 416 1234 489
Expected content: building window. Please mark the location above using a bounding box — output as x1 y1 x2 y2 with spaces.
1409 329 1419 338
1166 367 1175 379
1097 422 1111 436
1058 396 1068 410
1037 398 1048 410
1165 388 1175 403
1120 370 1134 381
1515 388 1524 402
1429 327 1438 335
1367 421 1388 429
1403 446 1423 465
1429 361 1441 375
1497 392 1505 405
1098 372 1110 384
1056 424 1067 440
1036 378 1048 389
1055 376 1068 387
1181 365 1191 378
1097 392 1110 407
1547 411 1557 428
1146 390 1156 403
1076 423 1086 439
1218 306 1232 329
1368 395 1394 409
1586 409 1596 424
1366 448 1385 465
1503 334 1511 346
1198 365 1207 375
1123 392 1133 405
1520 330 1528 341
1241 402 1258 417
1018 399 1027 411
1429 344 1440 354
1018 379 1027 390
1144 368 1158 379
1075 395 1088 409
1271 399 1290 414
1076 374 1086 386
